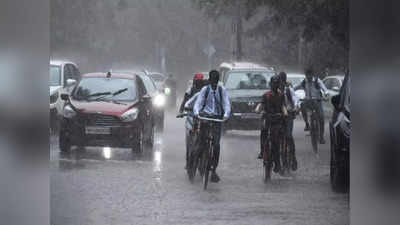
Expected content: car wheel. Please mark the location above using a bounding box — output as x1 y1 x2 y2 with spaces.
146 124 155 147
133 128 144 154
331 147 347 193
157 113 164 132
59 129 71 152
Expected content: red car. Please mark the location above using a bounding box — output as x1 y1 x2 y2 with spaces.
59 72 155 153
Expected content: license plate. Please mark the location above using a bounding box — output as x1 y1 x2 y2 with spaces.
85 126 111 135
241 113 261 119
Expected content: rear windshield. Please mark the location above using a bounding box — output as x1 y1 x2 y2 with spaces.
224 71 274 90
72 77 137 101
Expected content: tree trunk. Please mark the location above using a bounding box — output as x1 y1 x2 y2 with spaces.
235 0 243 61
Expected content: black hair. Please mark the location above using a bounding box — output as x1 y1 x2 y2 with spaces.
209 70 220 83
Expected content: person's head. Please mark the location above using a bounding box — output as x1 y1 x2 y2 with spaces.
193 73 204 89
270 75 280 92
305 67 314 81
278 71 287 85
208 70 220 90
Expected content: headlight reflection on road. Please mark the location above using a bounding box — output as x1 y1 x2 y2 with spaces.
103 147 112 159
153 150 162 174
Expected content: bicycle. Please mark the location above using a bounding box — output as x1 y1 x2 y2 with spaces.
261 113 284 182
300 99 322 154
177 111 201 182
197 114 225 190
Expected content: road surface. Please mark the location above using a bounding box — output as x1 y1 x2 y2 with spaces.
51 112 348 225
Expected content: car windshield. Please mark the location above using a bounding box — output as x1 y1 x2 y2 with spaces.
224 71 274 90
49 65 61 86
72 77 137 101
287 76 304 87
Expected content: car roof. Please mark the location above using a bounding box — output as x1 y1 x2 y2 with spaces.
50 60 77 67
220 61 274 71
324 75 345 79
82 72 136 79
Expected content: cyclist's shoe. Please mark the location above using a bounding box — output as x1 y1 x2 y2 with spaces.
319 138 326 144
292 158 298 171
257 152 263 159
304 124 310 131
210 171 220 183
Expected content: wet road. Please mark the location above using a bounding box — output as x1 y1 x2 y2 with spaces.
51 112 348 225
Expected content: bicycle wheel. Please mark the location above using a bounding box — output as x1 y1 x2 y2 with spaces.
203 152 210 190
311 114 319 154
263 141 272 183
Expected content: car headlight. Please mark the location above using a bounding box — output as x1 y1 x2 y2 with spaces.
153 94 166 107
164 87 171 95
63 104 76 118
121 107 139 122
50 92 59 104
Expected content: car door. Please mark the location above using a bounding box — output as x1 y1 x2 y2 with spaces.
136 76 152 137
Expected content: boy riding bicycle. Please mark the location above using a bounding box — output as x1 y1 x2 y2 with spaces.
193 70 230 183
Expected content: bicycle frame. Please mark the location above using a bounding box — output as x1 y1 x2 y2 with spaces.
301 99 321 153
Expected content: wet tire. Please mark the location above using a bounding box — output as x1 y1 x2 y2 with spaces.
133 129 144 154
263 149 271 183
146 124 155 147
311 118 319 154
59 130 71 152
330 145 348 193
203 148 210 190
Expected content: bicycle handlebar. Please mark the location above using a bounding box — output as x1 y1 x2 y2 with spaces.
197 116 226 122
176 113 189 118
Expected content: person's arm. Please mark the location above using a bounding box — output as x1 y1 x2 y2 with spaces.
185 92 199 109
318 78 329 95
193 87 206 116
293 81 302 91
221 87 231 118
289 87 299 108
179 93 190 113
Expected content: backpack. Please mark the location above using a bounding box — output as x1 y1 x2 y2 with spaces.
201 85 224 116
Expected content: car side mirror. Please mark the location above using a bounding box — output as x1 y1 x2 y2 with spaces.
331 94 341 111
66 79 77 87
60 93 69 101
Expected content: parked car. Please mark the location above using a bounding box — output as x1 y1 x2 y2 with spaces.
329 73 350 193
49 60 80 132
59 72 156 153
148 72 176 109
323 75 345 117
219 63 275 131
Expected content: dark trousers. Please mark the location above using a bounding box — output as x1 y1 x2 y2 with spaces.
284 116 296 160
198 122 222 170
301 100 325 139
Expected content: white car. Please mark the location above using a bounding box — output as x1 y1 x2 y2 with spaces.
287 73 306 100
323 75 345 96
323 75 345 117
49 60 80 123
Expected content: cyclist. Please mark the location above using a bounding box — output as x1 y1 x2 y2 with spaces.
257 75 287 173
193 70 231 183
179 73 208 169
294 68 329 144
179 73 206 113
279 72 299 171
